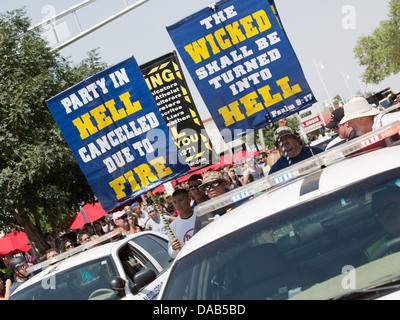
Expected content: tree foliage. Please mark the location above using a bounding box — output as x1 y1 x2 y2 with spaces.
0 9 107 254
257 116 299 149
354 0 400 84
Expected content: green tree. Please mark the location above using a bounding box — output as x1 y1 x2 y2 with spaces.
0 9 107 254
257 116 299 149
354 0 400 84
332 94 345 107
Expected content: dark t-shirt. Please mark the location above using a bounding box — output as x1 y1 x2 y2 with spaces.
268 146 324 175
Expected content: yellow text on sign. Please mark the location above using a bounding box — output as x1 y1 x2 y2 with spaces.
218 76 301 126
185 9 272 64
72 92 142 140
109 156 173 200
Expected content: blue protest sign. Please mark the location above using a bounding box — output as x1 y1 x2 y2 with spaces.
46 57 190 212
167 0 316 142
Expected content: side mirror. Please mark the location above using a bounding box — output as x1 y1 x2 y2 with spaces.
131 269 157 294
109 276 126 291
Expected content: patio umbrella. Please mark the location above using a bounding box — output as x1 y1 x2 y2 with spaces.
70 202 107 230
0 230 31 257
219 150 262 164
219 154 234 165
233 150 262 162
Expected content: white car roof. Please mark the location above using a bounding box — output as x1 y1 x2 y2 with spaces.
13 231 166 292
178 141 400 260
13 242 115 291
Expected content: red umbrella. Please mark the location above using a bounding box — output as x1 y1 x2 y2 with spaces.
70 202 107 230
219 154 234 165
173 163 223 184
0 230 31 257
151 184 166 194
233 150 262 162
219 150 262 164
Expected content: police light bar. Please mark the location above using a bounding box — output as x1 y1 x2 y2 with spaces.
194 121 400 222
27 228 122 275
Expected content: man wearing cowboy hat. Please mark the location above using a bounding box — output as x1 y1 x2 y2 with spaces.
268 126 323 175
325 108 357 150
199 171 230 199
340 97 400 136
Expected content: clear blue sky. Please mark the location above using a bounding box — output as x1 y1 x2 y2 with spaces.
2 0 399 119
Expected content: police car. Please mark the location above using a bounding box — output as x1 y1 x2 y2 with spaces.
159 122 400 300
10 230 171 300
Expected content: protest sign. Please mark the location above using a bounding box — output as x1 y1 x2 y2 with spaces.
46 57 190 212
167 0 316 142
140 52 218 167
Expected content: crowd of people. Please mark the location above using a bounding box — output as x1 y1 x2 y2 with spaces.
269 96 400 173
0 153 280 299
1 96 399 300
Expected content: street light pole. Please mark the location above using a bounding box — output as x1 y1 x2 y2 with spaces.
357 78 366 96
312 57 335 109
341 71 353 98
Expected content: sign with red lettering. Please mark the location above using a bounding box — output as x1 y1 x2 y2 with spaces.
302 116 321 128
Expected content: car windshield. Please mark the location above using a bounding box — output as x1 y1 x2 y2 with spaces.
162 168 400 300
11 257 118 300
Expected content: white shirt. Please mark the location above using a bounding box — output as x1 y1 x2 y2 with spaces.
325 136 346 150
167 212 197 258
373 112 400 130
144 214 171 236
137 209 147 228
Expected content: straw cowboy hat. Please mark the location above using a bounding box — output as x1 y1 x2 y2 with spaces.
340 97 380 124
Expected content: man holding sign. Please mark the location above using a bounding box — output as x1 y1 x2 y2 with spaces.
46 57 190 212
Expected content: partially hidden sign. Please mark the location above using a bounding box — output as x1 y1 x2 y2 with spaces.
140 52 218 168
46 57 190 212
167 0 316 142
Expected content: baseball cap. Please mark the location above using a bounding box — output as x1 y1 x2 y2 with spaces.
274 126 299 141
199 171 229 191
326 108 344 129
340 97 380 124
147 205 156 213
112 210 126 222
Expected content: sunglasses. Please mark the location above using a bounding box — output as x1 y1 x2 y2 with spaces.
204 182 222 191
189 185 201 190
117 214 127 220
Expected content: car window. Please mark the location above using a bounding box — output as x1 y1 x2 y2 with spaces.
118 243 156 280
131 234 172 269
162 168 400 300
11 257 118 300
310 136 333 150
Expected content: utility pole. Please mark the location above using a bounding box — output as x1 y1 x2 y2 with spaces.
29 0 150 52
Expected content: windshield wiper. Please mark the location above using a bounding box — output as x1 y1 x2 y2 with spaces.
331 278 400 300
